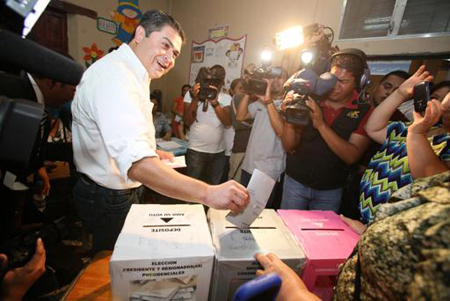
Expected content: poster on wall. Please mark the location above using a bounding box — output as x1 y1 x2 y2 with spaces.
189 35 247 89
108 0 142 46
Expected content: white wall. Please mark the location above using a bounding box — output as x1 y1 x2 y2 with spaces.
63 0 450 111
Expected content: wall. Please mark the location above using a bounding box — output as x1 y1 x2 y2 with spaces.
65 0 169 93
61 0 450 112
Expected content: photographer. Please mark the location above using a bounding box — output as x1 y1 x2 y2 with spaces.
280 49 373 212
236 68 288 208
183 65 232 184
0 239 46 301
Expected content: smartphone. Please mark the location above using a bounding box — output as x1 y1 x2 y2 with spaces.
413 81 431 113
232 273 282 301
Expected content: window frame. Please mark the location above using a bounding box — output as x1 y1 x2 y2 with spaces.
337 0 450 42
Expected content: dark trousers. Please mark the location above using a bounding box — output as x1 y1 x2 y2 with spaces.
73 175 143 254
185 149 225 184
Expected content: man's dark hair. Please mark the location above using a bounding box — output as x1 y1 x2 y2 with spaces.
211 64 226 81
431 80 450 94
331 54 365 83
181 84 191 93
230 78 242 91
379 70 409 83
130 10 186 43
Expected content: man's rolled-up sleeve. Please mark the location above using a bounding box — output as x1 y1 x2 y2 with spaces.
90 72 157 182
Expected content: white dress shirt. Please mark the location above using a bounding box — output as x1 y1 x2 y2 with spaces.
71 44 157 189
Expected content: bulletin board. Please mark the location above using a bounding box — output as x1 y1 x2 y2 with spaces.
189 35 247 89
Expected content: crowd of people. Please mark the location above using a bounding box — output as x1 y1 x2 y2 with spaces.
1 8 449 300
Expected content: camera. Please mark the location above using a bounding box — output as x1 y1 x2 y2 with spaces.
243 66 283 95
284 68 337 126
195 67 222 101
413 81 431 113
300 23 334 75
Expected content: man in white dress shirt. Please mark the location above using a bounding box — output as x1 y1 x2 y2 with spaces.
71 10 249 253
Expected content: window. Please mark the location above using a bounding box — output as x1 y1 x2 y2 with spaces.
339 0 450 40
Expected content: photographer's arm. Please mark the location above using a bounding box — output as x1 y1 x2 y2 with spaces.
236 94 252 121
183 84 200 127
407 99 450 179
267 103 285 137
307 99 370 164
365 65 433 144
280 91 303 151
281 123 303 152
262 81 284 137
212 104 232 126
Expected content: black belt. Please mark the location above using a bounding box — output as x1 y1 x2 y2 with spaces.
80 173 141 195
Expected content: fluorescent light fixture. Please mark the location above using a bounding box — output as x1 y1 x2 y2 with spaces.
275 26 304 50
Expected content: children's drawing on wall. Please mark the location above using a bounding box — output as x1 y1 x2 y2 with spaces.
225 43 243 68
189 36 247 89
82 43 105 68
109 0 142 46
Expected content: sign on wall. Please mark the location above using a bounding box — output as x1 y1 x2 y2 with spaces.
189 35 247 89
97 17 117 35
208 25 229 40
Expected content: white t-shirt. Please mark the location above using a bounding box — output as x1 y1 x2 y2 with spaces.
72 44 157 190
241 100 286 181
184 91 232 153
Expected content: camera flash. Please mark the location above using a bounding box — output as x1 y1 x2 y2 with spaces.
261 50 273 64
301 51 314 64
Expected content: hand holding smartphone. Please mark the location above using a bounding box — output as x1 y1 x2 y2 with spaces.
413 81 431 113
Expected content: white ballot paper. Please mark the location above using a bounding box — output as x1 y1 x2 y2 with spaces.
226 169 275 228
162 155 186 169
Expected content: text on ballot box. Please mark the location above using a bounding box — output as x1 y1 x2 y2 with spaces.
110 204 214 301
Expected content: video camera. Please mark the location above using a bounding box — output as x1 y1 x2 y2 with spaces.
194 67 224 111
284 68 337 126
243 65 283 95
300 23 334 75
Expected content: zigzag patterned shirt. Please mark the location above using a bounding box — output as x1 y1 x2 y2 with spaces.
359 121 450 224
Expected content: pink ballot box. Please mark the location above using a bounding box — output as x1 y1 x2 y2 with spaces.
277 210 360 292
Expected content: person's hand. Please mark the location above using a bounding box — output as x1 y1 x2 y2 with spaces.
190 83 201 99
156 149 175 162
162 132 171 141
42 179 50 197
440 92 450 129
339 215 366 235
255 253 320 301
280 91 295 112
255 79 273 106
397 65 433 99
208 86 220 108
204 180 249 213
0 239 46 301
37 167 50 197
306 97 325 130
409 100 442 135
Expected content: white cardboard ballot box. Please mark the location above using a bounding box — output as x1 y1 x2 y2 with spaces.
207 209 306 301
110 204 214 301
